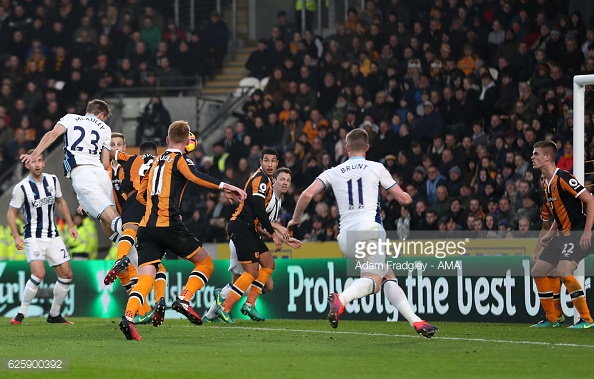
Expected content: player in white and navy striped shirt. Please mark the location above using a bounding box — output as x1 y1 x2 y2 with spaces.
7 151 78 325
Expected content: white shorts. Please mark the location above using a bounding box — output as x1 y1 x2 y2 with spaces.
338 221 388 277
71 165 115 219
228 240 244 275
25 237 70 266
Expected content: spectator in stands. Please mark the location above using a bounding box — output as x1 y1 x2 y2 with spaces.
0 116 12 150
426 166 446 205
245 39 270 79
135 96 171 146
156 56 183 87
557 140 574 173
186 30 213 79
202 10 229 74
277 10 297 44
185 208 209 242
5 128 33 163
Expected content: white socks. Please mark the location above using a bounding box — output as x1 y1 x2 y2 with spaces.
206 283 232 319
49 277 72 317
383 279 422 325
338 277 375 305
19 275 41 316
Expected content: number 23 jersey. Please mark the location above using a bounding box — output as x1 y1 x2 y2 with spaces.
60 113 112 177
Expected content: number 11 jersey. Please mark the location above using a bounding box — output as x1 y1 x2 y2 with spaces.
315 156 398 231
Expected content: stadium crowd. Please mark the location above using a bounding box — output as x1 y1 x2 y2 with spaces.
0 0 220 190
185 0 594 242
2 0 594 259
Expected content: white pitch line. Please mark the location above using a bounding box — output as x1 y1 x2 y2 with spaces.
209 325 594 349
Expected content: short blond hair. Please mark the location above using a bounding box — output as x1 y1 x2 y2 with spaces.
111 132 125 143
346 129 369 152
168 120 190 144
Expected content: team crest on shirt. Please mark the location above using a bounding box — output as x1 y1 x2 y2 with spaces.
551 185 556 192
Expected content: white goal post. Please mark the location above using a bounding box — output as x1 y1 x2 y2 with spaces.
572 75 592 323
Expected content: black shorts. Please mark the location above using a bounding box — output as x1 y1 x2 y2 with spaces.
538 233 592 265
121 196 146 226
136 224 202 267
227 220 269 264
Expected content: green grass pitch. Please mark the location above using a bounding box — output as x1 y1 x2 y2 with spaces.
1 318 593 378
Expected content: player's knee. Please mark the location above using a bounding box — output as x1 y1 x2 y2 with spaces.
531 266 547 277
61 270 73 280
32 269 45 281
371 277 383 293
260 255 275 270
245 266 259 278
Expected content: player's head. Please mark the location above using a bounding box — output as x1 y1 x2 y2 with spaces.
260 148 279 177
167 120 190 145
25 148 44 176
273 167 292 194
139 141 158 155
532 140 557 170
110 132 126 152
345 129 369 155
86 99 111 121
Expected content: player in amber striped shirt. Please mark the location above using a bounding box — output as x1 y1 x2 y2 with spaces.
215 148 284 323
118 120 246 340
531 140 594 329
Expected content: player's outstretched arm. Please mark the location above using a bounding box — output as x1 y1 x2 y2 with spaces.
287 179 325 231
285 237 302 249
6 207 24 250
272 222 290 241
20 124 66 164
221 183 247 204
388 182 412 206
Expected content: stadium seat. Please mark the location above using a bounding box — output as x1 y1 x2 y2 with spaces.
234 77 261 96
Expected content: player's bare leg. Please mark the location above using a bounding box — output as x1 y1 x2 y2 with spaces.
98 205 122 239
